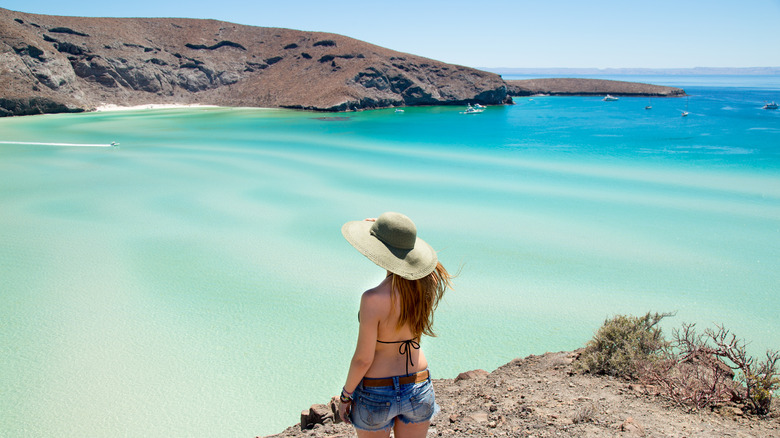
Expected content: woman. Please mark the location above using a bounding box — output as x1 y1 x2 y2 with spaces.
338 212 453 437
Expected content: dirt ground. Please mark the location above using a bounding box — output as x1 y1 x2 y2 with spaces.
266 350 779 437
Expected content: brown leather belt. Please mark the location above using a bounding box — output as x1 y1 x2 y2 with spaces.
361 369 429 387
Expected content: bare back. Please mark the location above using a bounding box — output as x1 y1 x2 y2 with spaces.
361 276 428 378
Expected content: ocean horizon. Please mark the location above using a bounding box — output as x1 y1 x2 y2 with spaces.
1 75 778 437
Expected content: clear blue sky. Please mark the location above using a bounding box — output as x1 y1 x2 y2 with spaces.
4 0 779 69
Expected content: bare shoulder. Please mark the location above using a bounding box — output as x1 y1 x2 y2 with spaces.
360 280 391 317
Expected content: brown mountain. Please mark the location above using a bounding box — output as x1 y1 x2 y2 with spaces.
0 8 511 116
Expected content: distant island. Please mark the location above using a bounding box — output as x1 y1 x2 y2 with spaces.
486 67 780 76
507 78 685 97
1 8 685 117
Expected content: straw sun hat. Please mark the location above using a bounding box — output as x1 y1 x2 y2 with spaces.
341 212 438 280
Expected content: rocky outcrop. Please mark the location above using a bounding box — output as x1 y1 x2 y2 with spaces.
0 96 83 116
0 8 510 116
266 351 779 438
507 78 685 97
299 399 339 431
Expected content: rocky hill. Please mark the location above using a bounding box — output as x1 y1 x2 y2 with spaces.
1 9 687 117
268 351 779 438
0 8 510 116
507 78 685 97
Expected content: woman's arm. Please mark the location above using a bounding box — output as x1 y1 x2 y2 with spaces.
344 290 382 391
339 289 382 422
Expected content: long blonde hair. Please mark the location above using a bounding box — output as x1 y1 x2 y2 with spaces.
390 262 452 339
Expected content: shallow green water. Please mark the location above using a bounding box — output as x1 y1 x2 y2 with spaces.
1 80 779 436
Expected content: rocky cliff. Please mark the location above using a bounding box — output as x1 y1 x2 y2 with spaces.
0 8 510 116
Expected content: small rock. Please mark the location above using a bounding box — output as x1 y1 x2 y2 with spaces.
719 406 744 418
455 369 489 381
300 404 333 430
465 412 489 423
619 417 645 436
328 397 341 424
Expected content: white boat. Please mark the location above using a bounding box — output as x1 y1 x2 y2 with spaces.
763 102 778 110
603 95 618 101
681 97 689 117
394 108 404 113
460 104 484 114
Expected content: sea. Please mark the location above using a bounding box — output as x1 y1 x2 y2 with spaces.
1 75 778 437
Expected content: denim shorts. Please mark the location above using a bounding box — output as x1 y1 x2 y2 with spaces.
349 371 440 432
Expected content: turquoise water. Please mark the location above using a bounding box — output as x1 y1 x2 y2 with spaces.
1 76 779 437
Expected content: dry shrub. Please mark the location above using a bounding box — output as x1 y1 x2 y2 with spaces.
639 349 736 411
639 323 779 416
701 325 779 416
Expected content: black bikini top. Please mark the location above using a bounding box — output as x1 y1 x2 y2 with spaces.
359 311 420 375
377 338 420 376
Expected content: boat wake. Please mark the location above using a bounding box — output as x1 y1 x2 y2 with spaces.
0 141 117 148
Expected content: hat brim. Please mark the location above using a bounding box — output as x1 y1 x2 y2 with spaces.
342 220 437 280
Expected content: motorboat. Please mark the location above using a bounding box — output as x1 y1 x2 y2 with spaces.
460 104 484 114
394 108 405 113
603 95 618 101
763 102 778 110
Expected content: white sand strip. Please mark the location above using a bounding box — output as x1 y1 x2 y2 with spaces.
95 103 219 112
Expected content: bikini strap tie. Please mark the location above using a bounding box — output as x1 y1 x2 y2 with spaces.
378 339 420 375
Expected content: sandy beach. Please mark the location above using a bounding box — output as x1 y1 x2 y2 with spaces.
94 103 221 112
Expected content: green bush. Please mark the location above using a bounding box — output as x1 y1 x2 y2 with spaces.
574 312 671 379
